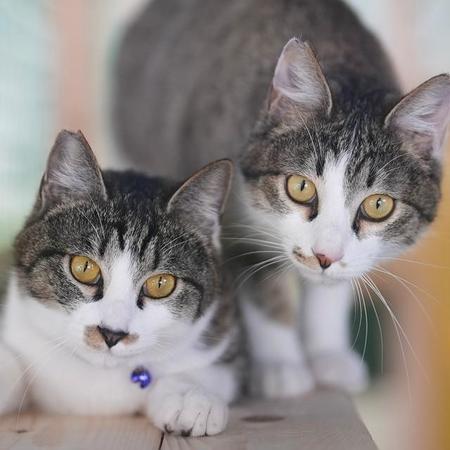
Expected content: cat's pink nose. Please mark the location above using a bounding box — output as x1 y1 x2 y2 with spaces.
313 251 342 270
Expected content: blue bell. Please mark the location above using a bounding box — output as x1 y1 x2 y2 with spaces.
130 366 152 389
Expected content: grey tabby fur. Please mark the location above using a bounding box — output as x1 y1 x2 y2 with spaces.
114 0 449 246
114 0 397 176
15 130 238 362
114 0 450 396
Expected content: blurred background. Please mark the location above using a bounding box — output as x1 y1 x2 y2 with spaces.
0 1 449 448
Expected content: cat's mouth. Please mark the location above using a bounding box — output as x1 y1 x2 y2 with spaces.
74 339 149 369
291 247 353 282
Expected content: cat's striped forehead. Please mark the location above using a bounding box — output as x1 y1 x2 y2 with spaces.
241 113 441 245
14 175 215 318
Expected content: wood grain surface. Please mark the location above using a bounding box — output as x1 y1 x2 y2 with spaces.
0 390 376 450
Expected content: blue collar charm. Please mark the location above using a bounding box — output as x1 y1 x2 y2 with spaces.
131 366 152 389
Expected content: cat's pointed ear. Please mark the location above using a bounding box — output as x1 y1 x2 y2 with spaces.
268 38 332 124
39 130 107 209
384 74 450 160
167 159 233 239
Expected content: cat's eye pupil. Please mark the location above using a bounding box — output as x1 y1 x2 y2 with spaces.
70 255 101 285
286 175 317 204
143 273 176 299
361 194 395 222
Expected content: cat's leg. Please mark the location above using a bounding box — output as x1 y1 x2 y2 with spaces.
241 272 314 398
146 364 236 437
302 281 368 393
0 343 27 414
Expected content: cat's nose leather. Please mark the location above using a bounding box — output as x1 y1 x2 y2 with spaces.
97 326 128 348
314 253 333 270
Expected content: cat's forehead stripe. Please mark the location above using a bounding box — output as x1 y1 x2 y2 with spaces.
139 221 158 259
112 220 127 251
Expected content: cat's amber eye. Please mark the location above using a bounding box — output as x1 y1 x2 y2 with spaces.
361 194 395 221
286 175 317 204
70 256 101 285
143 274 176 299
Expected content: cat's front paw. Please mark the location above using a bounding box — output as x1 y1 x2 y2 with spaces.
309 350 369 393
147 387 228 437
251 361 315 399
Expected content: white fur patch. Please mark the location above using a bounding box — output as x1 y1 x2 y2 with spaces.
0 261 236 419
241 296 315 398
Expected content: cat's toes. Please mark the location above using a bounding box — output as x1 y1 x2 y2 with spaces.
309 350 369 393
251 362 315 399
148 388 228 437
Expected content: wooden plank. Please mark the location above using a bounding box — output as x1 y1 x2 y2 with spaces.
0 414 162 450
163 390 377 450
0 390 376 450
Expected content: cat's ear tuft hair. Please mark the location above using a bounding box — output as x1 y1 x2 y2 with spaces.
384 74 450 161
39 130 107 210
167 159 233 239
268 38 332 124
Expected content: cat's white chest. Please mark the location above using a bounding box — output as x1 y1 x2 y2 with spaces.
2 281 148 415
28 353 146 415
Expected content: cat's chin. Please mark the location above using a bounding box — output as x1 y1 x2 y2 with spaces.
294 264 361 284
74 346 143 369
298 270 344 284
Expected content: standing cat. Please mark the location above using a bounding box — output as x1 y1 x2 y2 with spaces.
114 0 450 396
0 130 238 436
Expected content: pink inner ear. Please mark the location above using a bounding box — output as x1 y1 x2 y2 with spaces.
385 75 450 159
269 38 332 120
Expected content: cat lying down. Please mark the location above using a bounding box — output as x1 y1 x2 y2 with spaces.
0 130 240 437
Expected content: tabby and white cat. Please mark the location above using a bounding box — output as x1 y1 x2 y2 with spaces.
115 0 450 397
0 130 238 436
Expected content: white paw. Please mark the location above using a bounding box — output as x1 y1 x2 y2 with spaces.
310 350 369 393
250 362 315 399
147 387 228 437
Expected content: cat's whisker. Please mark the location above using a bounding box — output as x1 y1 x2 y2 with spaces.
159 231 194 254
361 276 384 374
6 335 68 397
361 255 450 271
363 274 430 386
222 226 284 246
234 255 288 293
376 152 411 178
86 191 106 239
361 274 413 405
374 266 440 304
350 279 358 330
372 267 437 332
235 254 286 283
222 249 284 264
222 236 285 251
224 222 283 240
74 206 103 248
15 338 69 428
350 278 364 353
162 239 192 254
159 232 197 254
293 106 320 159
311 116 324 157
355 278 369 363
258 259 293 286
